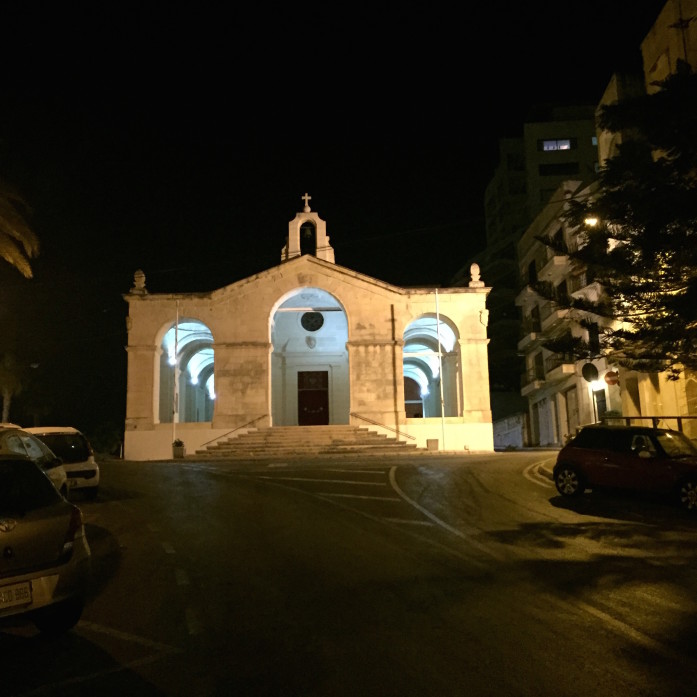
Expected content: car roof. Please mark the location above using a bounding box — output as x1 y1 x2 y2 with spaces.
24 426 81 435
579 424 677 435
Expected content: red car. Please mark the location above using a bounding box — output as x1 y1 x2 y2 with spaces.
553 424 697 512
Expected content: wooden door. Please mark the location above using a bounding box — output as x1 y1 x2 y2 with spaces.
298 371 329 425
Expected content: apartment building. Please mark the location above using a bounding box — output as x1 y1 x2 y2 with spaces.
451 107 598 448
514 0 697 446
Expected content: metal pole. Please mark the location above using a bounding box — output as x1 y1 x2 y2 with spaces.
173 301 179 444
435 289 445 450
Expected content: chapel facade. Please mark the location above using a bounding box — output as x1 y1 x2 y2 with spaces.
122 195 494 460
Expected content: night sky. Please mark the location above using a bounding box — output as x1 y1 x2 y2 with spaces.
0 2 669 440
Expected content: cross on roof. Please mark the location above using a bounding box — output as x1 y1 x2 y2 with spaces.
302 192 311 212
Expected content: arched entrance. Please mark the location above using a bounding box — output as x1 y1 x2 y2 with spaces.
270 288 349 426
403 315 461 418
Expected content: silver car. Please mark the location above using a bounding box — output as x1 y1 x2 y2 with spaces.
0 454 91 633
0 426 68 497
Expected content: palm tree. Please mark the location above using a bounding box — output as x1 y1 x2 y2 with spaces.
0 178 39 278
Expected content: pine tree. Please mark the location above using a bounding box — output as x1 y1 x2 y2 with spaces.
543 64 697 380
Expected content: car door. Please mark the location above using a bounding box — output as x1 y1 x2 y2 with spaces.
596 432 670 492
586 430 637 489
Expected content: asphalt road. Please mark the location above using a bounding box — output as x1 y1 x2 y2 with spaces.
2 450 696 697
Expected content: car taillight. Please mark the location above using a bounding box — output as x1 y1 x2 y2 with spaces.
60 505 84 560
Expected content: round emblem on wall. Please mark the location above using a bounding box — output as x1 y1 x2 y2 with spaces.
301 312 324 332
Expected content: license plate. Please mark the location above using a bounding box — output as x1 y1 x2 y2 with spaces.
0 581 32 609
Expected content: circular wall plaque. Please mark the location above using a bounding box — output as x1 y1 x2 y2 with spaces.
301 312 324 332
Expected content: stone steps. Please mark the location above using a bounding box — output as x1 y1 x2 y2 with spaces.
193 425 422 459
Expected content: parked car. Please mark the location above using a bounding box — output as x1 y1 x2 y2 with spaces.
26 427 100 499
0 426 68 497
0 454 91 633
553 424 697 511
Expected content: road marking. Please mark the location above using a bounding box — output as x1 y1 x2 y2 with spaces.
324 468 385 474
523 460 555 488
388 467 506 561
257 476 386 486
78 621 180 652
383 518 434 526
319 493 401 501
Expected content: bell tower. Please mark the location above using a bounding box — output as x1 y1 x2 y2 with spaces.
281 193 335 263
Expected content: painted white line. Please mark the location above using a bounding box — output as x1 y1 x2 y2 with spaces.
162 541 175 554
523 460 555 488
78 621 180 652
257 476 386 486
388 467 506 561
319 493 401 501
325 468 385 474
175 568 189 586
570 598 690 666
382 518 434 526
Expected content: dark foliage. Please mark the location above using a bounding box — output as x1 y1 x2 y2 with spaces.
553 64 697 379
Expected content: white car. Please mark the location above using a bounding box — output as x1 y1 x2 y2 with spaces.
25 427 100 499
0 426 68 497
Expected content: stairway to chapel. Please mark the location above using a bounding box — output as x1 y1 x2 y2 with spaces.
193 425 424 459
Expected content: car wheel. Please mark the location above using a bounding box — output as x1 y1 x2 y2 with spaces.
554 465 585 497
677 477 697 512
31 597 84 635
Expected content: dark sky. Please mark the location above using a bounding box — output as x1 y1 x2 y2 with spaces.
0 2 669 434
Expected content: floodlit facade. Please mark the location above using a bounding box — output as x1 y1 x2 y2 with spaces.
122 198 494 460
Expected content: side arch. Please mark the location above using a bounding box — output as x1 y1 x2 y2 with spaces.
157 318 215 423
403 314 462 418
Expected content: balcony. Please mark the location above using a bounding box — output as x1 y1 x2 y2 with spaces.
540 302 569 332
538 253 569 284
517 317 543 352
521 368 545 397
514 283 536 306
544 354 576 383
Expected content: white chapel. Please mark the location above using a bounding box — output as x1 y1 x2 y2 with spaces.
122 195 494 460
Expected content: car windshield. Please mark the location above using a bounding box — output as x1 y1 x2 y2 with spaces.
18 433 57 466
656 430 697 458
35 434 90 463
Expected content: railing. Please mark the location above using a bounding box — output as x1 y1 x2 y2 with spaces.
350 412 416 440
521 369 545 388
519 317 542 337
600 415 697 433
198 414 268 448
545 353 575 372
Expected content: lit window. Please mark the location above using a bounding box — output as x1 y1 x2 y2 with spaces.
540 139 573 151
